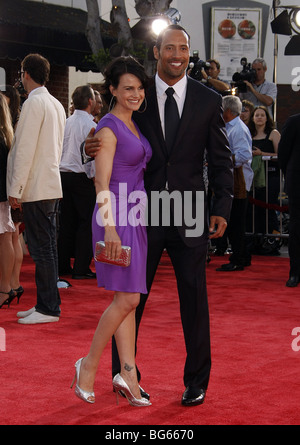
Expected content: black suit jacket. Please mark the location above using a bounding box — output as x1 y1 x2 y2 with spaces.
278 113 300 197
133 76 233 247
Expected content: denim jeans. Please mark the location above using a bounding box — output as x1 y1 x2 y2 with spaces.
23 199 61 317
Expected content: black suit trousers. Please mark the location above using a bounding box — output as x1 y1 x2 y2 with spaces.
58 172 95 275
112 224 211 389
226 196 248 266
288 195 300 277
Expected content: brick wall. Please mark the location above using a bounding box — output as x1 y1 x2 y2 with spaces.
276 84 300 132
47 65 69 112
1 59 69 113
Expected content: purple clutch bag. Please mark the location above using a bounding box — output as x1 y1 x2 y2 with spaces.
94 241 131 267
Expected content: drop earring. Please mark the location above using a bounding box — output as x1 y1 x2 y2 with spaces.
138 97 147 113
109 95 116 112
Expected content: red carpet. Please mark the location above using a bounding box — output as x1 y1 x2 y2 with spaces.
1 252 300 425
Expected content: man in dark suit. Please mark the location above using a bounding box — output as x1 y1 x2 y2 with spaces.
278 113 300 287
85 25 233 406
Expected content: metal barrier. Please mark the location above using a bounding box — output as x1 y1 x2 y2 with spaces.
247 156 289 240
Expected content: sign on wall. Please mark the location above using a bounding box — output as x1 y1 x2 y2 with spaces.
211 7 262 81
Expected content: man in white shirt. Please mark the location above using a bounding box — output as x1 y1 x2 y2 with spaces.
216 95 253 272
7 53 66 324
58 85 97 279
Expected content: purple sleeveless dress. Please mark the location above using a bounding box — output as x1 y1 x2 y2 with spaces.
92 113 152 293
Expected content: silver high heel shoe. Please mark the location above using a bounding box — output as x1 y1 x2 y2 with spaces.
112 373 151 407
71 358 95 404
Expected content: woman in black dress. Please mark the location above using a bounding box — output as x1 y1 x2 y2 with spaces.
249 106 281 242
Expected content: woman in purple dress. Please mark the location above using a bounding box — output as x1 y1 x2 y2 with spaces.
71 57 152 407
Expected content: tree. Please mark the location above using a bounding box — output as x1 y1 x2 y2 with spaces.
135 0 172 17
85 0 173 73
110 0 134 55
85 0 104 55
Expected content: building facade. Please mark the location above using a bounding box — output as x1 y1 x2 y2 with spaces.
1 0 299 126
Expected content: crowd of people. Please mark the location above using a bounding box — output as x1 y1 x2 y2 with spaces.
0 25 299 410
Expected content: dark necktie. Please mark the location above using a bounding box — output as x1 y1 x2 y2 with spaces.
164 87 180 154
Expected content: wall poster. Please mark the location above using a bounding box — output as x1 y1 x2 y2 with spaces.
211 8 262 82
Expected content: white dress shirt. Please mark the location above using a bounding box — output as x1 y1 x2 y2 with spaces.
225 116 254 192
155 73 187 137
60 109 96 179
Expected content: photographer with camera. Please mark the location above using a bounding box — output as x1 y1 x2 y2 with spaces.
238 58 277 117
201 58 230 93
188 54 230 93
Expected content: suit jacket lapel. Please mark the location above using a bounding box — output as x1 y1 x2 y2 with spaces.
171 79 196 156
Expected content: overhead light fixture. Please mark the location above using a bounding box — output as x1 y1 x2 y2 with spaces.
151 8 182 36
131 8 181 41
271 10 292 35
151 16 171 36
289 8 300 34
284 34 300 54
165 8 182 25
271 5 300 55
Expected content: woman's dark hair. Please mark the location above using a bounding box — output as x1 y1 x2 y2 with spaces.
2 85 20 128
22 53 50 85
100 56 150 106
249 105 275 137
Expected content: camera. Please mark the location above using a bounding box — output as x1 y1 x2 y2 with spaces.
232 57 256 93
188 51 210 81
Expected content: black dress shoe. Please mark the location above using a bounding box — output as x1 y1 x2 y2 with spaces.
286 276 299 287
216 263 244 272
181 386 206 406
72 270 96 279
